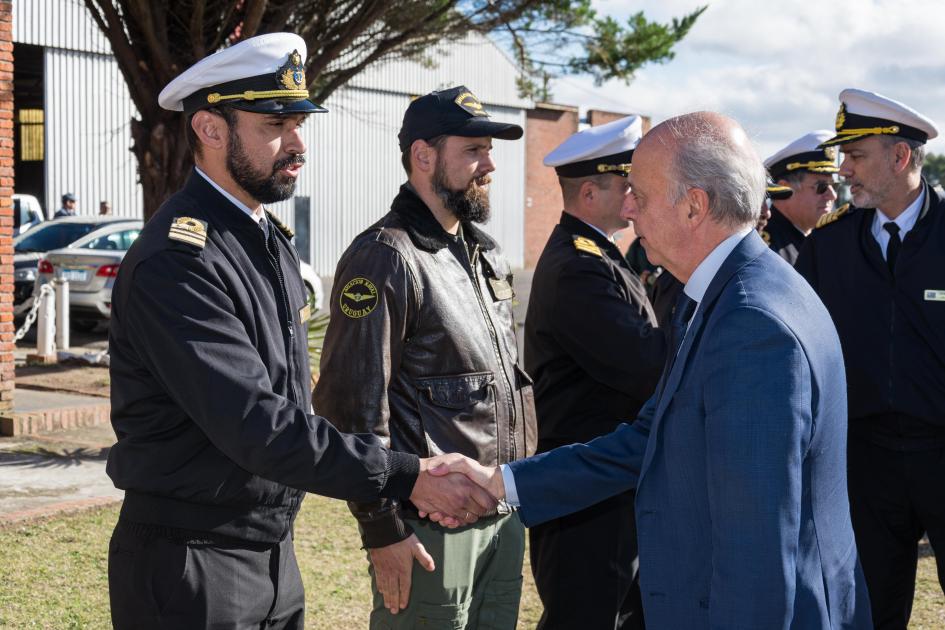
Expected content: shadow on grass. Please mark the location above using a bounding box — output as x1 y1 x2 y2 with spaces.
0 446 109 467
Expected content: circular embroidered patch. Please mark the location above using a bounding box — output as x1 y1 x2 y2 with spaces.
340 277 379 318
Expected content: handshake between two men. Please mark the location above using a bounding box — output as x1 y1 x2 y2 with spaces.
409 454 504 527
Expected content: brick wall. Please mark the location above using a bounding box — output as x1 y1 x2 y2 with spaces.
523 103 578 268
0 0 12 413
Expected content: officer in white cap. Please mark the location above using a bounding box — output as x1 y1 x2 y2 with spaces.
523 115 665 630
762 130 839 264
106 34 492 630
796 88 945 629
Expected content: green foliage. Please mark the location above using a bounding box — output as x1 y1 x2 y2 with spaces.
922 152 945 186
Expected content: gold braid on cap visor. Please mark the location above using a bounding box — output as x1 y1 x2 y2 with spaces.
785 160 839 172
597 163 632 174
206 89 310 104
834 125 901 137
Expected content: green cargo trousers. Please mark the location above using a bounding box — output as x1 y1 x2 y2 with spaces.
368 513 525 629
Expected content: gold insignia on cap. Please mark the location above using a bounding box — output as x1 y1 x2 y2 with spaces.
760 230 771 245
573 236 603 257
836 103 846 130
168 216 208 248
340 277 379 318
815 203 850 229
597 163 632 175
824 146 838 161
454 91 489 117
277 49 306 91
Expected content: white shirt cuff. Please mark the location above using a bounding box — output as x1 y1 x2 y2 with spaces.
500 463 521 507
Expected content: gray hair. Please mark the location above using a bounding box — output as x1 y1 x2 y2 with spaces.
662 114 766 229
879 135 925 172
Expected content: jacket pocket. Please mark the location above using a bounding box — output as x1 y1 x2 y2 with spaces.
414 372 497 461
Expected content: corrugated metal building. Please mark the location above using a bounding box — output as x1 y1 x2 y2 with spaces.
12 0 532 271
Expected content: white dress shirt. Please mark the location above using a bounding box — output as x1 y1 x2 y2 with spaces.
871 188 924 260
501 226 753 506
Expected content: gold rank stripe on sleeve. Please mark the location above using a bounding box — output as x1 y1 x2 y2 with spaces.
573 236 603 257
815 203 850 229
168 216 208 248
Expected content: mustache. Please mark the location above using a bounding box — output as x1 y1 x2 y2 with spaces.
473 174 492 187
273 155 306 172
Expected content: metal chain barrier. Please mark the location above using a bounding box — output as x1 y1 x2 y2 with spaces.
14 284 55 342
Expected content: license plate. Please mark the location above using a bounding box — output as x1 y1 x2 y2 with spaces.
61 268 88 282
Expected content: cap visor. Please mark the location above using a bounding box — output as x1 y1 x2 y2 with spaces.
450 119 523 141
230 99 328 114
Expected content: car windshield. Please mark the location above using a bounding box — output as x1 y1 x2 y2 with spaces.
14 223 104 253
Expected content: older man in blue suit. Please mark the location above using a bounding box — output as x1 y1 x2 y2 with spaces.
431 112 872 629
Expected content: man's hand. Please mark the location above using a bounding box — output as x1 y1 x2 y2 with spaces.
410 454 498 527
421 456 505 527
369 534 434 615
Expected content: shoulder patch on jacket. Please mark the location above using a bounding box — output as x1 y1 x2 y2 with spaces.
573 236 602 257
266 211 295 239
815 203 850 229
168 217 208 249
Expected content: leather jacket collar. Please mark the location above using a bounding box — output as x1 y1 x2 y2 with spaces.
390 183 497 253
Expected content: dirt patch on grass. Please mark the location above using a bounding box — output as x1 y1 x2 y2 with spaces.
15 363 109 398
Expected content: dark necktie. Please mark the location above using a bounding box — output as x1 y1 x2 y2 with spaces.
658 292 697 398
883 222 901 272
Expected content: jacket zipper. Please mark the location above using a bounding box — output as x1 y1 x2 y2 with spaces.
264 230 300 405
466 244 517 461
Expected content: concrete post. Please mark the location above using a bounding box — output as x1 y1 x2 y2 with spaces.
54 279 69 350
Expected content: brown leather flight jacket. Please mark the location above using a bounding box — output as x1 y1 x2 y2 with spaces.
314 184 537 548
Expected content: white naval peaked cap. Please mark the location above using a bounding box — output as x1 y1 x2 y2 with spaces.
821 88 938 147
544 115 643 177
764 130 839 179
158 32 326 115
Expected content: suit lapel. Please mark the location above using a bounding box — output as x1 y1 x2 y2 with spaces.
638 231 770 482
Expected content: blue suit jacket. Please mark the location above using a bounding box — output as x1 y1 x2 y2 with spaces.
510 232 872 629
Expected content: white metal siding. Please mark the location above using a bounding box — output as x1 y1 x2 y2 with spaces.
44 48 142 218
267 87 525 273
348 33 532 110
13 0 111 54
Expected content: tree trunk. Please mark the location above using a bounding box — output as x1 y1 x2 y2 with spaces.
130 114 193 221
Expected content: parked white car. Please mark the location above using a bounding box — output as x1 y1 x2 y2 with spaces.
14 216 142 321
35 220 144 331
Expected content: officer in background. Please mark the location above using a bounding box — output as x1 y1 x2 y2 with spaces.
762 130 840 264
795 88 945 629
314 86 535 629
526 116 666 629
54 192 77 218
106 35 492 630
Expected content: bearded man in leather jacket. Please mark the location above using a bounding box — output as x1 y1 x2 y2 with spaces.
314 86 537 629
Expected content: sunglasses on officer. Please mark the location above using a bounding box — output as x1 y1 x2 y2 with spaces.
811 181 838 195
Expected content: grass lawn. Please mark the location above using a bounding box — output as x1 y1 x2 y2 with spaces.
0 496 942 629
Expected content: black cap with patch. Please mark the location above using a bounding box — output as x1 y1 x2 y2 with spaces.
398 85 523 151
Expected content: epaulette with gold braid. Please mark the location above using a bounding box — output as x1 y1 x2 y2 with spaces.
265 211 295 239
815 203 850 229
573 236 602 257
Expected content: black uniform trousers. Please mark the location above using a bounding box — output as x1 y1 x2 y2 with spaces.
530 490 643 630
109 519 304 630
848 421 945 630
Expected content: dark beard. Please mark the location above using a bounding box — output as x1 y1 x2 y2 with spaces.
226 131 305 204
431 157 492 224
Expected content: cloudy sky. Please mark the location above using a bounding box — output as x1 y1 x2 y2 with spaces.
550 0 945 159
